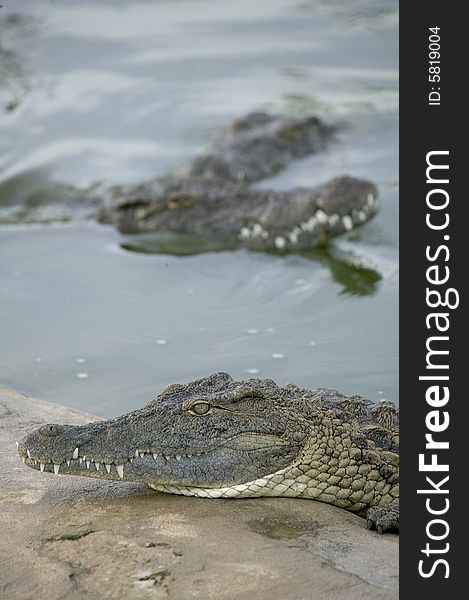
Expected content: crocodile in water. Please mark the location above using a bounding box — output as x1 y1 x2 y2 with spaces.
98 112 379 250
1 113 379 251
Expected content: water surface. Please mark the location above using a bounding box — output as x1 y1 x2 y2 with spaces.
0 0 398 417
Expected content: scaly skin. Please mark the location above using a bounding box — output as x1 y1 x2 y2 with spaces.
18 373 399 534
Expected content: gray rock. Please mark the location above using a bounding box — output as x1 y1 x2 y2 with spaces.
0 386 398 599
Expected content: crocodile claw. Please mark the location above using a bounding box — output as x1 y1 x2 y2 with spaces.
366 504 399 534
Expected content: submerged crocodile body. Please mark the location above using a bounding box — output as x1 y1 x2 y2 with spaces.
18 373 399 533
98 112 379 250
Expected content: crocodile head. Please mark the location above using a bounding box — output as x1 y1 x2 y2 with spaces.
107 174 379 249
17 373 310 489
100 111 379 247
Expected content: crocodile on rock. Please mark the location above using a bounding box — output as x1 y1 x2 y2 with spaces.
18 373 399 534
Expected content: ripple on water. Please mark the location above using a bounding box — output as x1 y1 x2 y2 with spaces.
245 368 259 375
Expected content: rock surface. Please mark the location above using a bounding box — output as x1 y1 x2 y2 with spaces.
0 386 398 600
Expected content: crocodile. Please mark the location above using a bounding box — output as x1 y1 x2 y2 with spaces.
0 112 379 250
18 372 399 534
97 112 380 250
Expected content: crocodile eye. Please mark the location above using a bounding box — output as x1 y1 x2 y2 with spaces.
189 402 211 416
39 424 61 437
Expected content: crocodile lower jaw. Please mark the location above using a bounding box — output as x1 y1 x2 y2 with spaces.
148 466 303 499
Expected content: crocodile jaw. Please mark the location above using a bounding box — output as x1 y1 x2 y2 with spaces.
18 425 300 488
148 465 303 499
239 176 379 250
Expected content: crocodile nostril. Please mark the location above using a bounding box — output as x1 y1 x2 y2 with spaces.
39 424 61 437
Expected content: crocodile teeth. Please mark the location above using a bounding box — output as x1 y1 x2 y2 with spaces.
274 236 286 250
105 463 111 474
175 455 181 461
315 209 328 224
129 457 134 463
27 449 31 459
95 462 100 471
34 460 38 465
116 464 124 479
22 457 26 463
40 463 45 472
152 453 158 460
86 460 91 469
139 452 145 459
163 454 170 460
135 449 139 458
16 441 19 448
73 447 79 459
342 215 353 231
67 460 71 467
79 457 83 465
54 463 60 475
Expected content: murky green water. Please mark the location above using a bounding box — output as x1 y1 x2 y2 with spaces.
0 0 398 417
